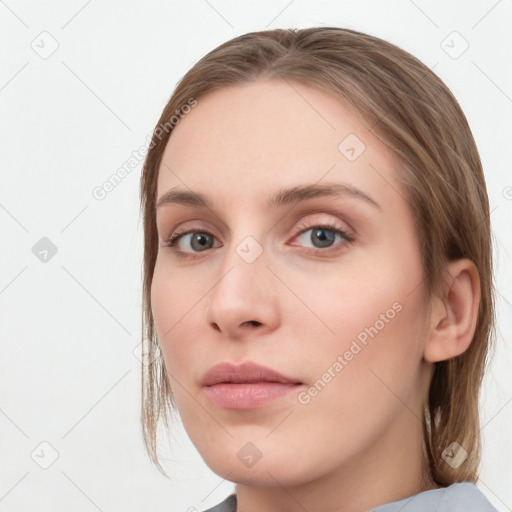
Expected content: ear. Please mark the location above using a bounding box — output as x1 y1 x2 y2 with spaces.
423 259 481 363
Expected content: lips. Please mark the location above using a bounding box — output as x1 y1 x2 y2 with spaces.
200 361 302 386
201 361 303 409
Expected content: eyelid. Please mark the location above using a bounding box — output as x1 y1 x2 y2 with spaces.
165 208 355 237
163 211 352 243
160 219 216 243
292 213 354 240
288 206 357 234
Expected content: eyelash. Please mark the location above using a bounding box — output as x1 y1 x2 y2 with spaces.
162 220 355 259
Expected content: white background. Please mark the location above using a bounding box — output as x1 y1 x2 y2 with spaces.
1 1 511 511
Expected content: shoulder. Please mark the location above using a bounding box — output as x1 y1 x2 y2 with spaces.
371 482 499 512
200 493 236 512
436 483 499 512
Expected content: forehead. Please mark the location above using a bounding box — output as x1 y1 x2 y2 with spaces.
156 79 401 209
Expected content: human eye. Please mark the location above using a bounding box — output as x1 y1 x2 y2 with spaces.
162 224 220 259
289 221 355 256
161 219 355 259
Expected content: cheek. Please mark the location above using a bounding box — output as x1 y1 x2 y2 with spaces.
304 245 428 368
304 263 429 413
150 271 208 420
150 263 201 381
304 267 403 342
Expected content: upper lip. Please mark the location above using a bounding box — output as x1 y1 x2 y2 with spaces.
201 361 302 386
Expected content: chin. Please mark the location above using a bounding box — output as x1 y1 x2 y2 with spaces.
199 442 315 487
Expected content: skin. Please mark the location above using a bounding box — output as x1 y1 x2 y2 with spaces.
150 79 480 512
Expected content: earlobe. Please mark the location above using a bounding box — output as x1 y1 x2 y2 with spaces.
423 259 481 363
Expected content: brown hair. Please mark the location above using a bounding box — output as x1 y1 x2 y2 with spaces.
139 27 495 485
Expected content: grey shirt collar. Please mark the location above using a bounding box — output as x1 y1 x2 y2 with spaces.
201 482 498 512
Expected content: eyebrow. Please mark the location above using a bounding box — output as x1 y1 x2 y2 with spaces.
156 182 381 211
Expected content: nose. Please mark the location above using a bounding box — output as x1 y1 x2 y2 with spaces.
205 238 280 340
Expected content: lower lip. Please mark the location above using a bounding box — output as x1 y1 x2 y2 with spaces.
203 382 301 409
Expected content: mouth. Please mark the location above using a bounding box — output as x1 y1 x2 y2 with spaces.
201 361 303 409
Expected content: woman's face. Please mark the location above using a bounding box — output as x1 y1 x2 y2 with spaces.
151 79 434 488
